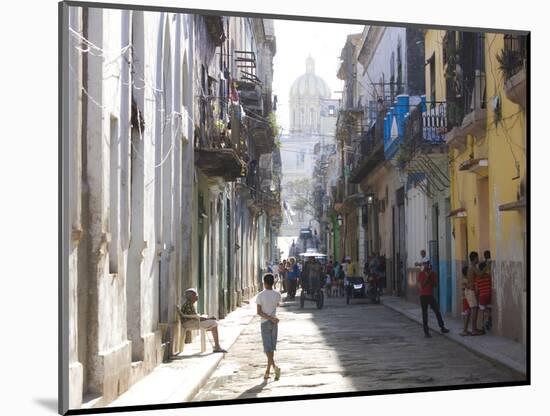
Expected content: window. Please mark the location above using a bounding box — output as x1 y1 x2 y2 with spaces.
428 53 436 105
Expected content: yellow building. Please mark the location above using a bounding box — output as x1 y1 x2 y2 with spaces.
428 30 527 344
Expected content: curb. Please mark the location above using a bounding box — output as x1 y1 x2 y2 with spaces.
382 300 527 377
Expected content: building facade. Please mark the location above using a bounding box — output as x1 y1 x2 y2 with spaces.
63 6 280 409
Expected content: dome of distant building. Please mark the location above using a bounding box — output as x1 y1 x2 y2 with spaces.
289 57 332 133
290 57 331 98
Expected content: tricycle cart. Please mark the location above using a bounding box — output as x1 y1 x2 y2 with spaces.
298 252 325 309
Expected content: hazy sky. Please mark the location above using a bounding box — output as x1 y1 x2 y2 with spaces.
272 19 364 133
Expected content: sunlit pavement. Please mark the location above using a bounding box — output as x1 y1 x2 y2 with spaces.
193 291 522 402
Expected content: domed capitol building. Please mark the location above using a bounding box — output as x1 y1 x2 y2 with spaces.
289 56 332 133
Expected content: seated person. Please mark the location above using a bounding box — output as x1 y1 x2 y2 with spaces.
180 288 227 353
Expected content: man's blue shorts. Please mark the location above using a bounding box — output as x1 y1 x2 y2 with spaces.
261 320 278 353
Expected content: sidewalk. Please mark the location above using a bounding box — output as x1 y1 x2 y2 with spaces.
382 295 527 377
108 297 259 408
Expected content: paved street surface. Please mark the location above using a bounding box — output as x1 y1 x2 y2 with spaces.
193 291 522 401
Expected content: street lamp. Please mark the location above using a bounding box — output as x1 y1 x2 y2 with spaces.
367 193 375 205
337 214 343 226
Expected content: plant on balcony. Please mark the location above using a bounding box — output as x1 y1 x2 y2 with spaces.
496 48 524 82
268 112 280 139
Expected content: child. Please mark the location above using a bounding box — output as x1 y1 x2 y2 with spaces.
256 273 282 381
476 250 492 332
460 266 472 336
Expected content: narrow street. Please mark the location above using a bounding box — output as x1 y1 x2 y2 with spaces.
61 6 528 410
193 293 521 401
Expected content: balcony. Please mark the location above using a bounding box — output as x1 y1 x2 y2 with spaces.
348 112 385 184
445 69 487 150
403 100 448 156
237 81 263 112
195 106 245 181
195 145 245 181
248 117 273 154
262 191 282 216
499 35 527 109
443 31 487 143
504 68 526 108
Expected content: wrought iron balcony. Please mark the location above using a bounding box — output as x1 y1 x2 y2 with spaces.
442 31 487 142
401 100 449 159
348 110 386 184
194 104 245 181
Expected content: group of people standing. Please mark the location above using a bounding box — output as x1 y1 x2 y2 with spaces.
415 248 493 338
461 250 493 336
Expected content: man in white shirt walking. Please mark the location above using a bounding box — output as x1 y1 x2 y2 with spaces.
256 273 282 381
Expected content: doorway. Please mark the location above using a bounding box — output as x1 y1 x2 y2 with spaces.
477 177 490 253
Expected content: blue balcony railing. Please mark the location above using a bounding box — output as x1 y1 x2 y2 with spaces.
411 98 448 144
382 95 449 162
